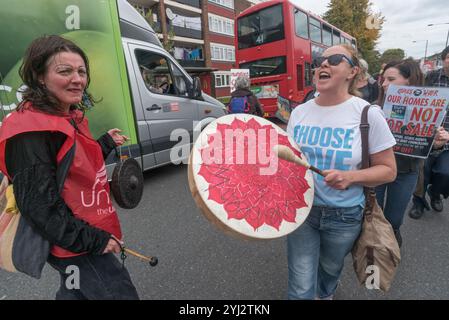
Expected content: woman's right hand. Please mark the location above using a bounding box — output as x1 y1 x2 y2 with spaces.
322 169 353 190
433 127 449 149
103 235 124 254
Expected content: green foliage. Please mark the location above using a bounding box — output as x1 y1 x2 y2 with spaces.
323 0 385 74
218 96 231 104
164 24 176 54
145 9 155 29
364 49 381 74
134 5 175 55
380 49 406 64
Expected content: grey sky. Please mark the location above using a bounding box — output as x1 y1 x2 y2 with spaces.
290 0 449 60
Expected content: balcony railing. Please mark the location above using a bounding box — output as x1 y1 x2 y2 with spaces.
177 59 205 68
176 0 201 8
169 24 202 39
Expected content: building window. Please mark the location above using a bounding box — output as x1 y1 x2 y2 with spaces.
210 43 235 62
208 14 234 36
215 72 231 88
209 0 234 9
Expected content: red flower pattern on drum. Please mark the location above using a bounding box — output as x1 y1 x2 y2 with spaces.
198 117 310 231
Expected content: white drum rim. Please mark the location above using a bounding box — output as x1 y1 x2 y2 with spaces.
190 114 314 240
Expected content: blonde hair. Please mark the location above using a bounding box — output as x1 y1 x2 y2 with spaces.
338 44 362 97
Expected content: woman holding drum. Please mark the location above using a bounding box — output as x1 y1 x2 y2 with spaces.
286 44 397 299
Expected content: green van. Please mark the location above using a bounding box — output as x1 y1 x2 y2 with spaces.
0 0 226 172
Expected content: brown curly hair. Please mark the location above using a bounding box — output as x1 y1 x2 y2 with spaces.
18 35 94 115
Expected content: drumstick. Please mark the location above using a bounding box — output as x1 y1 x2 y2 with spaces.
273 145 325 177
124 248 158 266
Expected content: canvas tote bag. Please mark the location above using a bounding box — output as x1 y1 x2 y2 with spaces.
351 105 401 292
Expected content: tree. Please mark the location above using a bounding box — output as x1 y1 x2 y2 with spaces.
364 49 382 75
165 25 176 55
144 9 156 29
323 0 385 74
135 6 176 55
380 49 405 64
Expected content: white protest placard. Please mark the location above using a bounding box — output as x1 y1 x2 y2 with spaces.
230 69 250 93
383 85 449 158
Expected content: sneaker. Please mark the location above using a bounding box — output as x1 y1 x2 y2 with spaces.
393 229 402 248
428 186 444 212
408 201 425 219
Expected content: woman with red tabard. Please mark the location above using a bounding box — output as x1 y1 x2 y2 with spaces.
0 35 139 300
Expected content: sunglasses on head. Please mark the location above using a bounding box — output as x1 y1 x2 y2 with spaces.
313 54 355 68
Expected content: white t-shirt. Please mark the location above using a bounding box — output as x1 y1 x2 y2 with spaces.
287 96 396 207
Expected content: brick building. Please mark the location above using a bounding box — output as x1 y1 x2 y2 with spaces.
128 0 263 101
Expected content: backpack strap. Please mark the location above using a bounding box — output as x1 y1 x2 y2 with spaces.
55 119 77 194
244 95 250 113
55 143 76 194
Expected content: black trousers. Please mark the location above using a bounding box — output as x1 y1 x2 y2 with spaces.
47 253 139 300
425 150 449 198
414 150 449 205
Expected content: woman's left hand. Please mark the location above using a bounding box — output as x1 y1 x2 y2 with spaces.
322 169 353 190
108 128 129 146
433 127 449 149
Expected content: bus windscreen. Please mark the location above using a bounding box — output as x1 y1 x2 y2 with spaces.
240 56 286 78
237 4 285 49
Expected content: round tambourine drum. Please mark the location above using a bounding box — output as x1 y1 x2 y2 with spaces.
188 114 314 240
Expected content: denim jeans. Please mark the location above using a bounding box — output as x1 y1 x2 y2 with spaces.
47 253 139 300
375 172 418 230
287 205 363 300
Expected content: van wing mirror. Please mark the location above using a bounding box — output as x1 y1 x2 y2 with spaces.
189 76 202 99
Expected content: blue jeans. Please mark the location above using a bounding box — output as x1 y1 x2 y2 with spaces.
287 205 363 300
375 172 418 230
47 253 139 300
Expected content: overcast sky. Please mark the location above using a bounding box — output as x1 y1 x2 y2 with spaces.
290 0 449 60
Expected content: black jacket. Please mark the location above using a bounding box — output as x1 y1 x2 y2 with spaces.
425 69 449 87
230 88 264 117
359 81 379 104
5 131 116 255
302 88 317 104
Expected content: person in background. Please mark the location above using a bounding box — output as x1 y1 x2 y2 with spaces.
356 58 379 103
286 44 396 300
228 75 264 117
374 59 427 247
0 35 139 300
302 70 319 103
408 45 449 219
373 62 387 86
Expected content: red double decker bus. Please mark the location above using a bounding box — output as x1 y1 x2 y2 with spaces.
235 0 357 117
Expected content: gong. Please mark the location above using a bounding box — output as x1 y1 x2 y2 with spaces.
111 158 144 209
